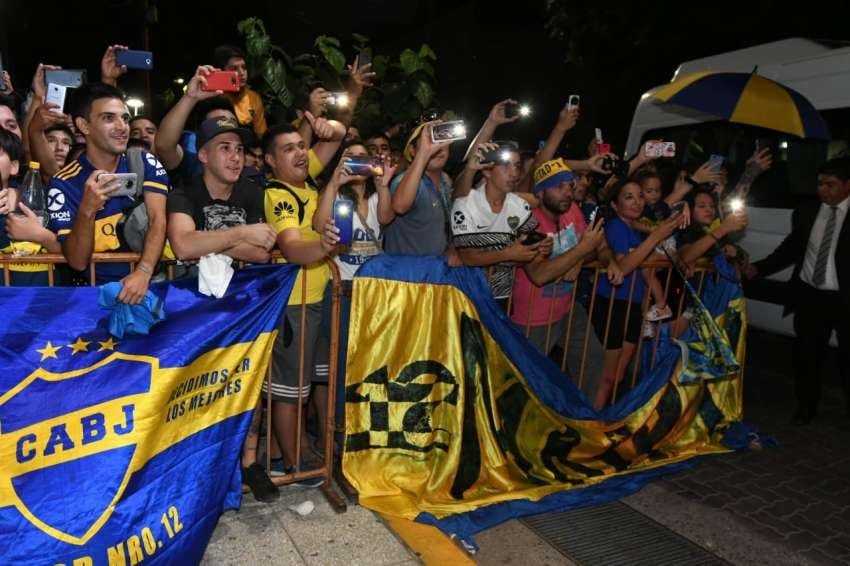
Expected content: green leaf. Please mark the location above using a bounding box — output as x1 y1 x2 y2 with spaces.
263 58 292 108
412 80 434 108
316 37 346 73
246 34 271 58
315 35 341 48
372 54 390 77
352 33 369 45
399 49 421 75
418 44 437 60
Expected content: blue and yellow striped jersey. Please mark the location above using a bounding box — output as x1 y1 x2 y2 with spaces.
48 152 170 283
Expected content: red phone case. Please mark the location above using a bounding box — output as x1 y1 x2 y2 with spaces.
598 143 612 155
203 71 241 93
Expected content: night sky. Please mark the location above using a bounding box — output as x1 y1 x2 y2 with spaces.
3 0 850 153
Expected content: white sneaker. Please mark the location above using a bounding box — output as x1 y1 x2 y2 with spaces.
642 320 656 338
646 304 672 322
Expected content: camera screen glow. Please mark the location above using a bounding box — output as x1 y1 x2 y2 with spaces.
452 124 466 136
730 198 744 212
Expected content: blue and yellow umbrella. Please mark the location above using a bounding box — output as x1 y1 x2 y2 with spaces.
653 71 829 139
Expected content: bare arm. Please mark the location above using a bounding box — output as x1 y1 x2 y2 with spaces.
392 122 442 215
157 66 221 169
62 172 117 271
302 111 346 167
27 102 68 178
375 160 397 225
167 212 273 261
277 223 337 265
614 217 679 276
456 238 540 267
678 212 748 264
5 203 62 252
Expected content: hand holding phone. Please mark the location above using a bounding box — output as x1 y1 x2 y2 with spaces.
567 94 580 110
96 173 139 199
343 155 384 177
201 71 240 93
115 50 154 71
45 84 69 114
431 120 467 144
708 154 725 172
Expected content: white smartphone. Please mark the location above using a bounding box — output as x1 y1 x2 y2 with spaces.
595 128 603 144
45 83 67 114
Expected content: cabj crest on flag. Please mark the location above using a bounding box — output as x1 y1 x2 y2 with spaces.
0 265 297 565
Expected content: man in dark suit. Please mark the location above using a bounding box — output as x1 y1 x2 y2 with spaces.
745 157 850 425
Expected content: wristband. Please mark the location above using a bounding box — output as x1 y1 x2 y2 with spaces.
136 264 153 275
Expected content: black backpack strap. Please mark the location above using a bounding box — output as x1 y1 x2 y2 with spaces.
266 180 307 225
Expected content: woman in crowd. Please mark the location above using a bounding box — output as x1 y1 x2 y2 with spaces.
313 139 396 446
591 179 682 410
677 186 749 267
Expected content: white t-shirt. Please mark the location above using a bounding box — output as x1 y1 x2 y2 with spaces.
335 192 383 281
451 186 536 298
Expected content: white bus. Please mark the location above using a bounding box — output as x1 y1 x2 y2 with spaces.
626 38 850 340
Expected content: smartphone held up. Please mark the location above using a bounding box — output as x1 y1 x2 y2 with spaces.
431 121 467 144
342 155 384 177
333 199 354 246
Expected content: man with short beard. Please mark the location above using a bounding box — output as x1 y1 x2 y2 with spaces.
49 82 168 300
511 159 623 393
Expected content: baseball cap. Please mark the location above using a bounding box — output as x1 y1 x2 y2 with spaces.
196 116 253 150
533 158 576 193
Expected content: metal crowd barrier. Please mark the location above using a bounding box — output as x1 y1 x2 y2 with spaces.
0 252 347 512
489 258 719 407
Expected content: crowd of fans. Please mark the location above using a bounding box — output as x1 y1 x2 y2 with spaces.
3 40 846 502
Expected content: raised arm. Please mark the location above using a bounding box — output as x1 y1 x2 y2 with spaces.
157 65 221 170
392 122 441 215
27 101 69 178
302 111 346 167
100 45 129 87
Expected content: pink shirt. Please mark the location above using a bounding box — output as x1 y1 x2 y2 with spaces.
511 203 587 327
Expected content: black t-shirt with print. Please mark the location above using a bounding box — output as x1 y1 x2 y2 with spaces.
167 175 265 230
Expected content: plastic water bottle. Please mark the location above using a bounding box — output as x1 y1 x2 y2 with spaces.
11 162 48 256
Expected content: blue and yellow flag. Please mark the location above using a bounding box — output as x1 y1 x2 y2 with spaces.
343 255 747 546
0 264 296 565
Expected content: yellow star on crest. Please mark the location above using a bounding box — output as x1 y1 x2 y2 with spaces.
36 341 62 361
98 337 118 352
68 337 92 355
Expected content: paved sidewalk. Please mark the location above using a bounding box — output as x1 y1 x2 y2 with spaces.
622 328 850 566
201 487 419 565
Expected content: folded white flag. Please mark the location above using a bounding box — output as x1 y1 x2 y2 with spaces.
198 253 234 298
